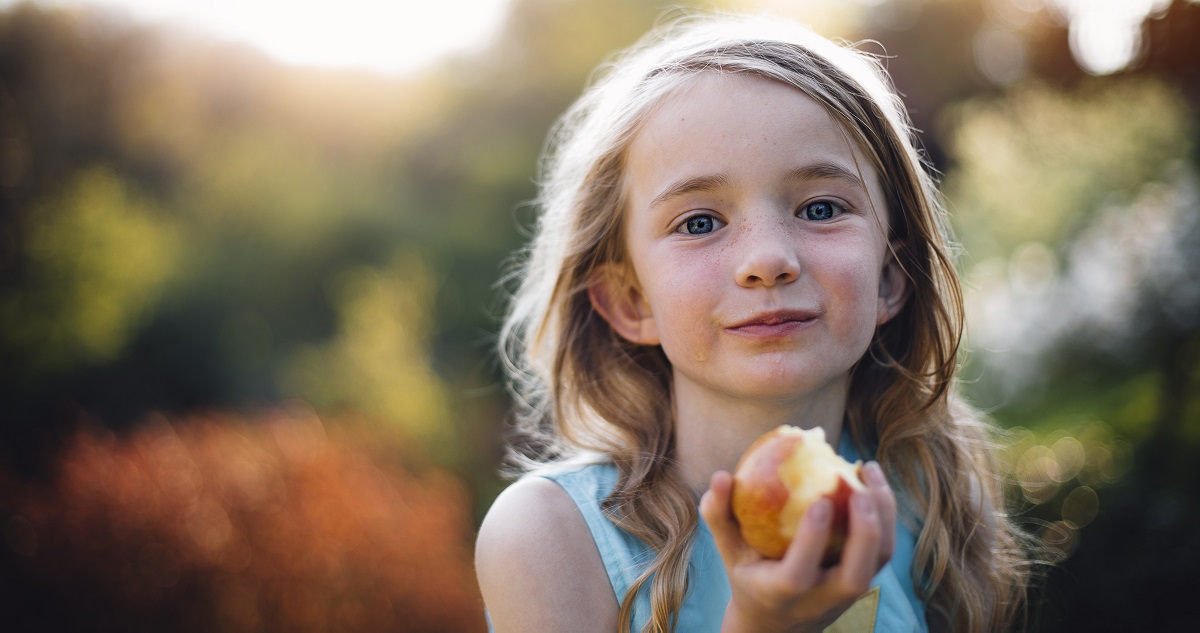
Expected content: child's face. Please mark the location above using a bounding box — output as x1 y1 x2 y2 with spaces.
597 72 906 405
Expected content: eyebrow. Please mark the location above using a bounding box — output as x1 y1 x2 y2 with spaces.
646 161 867 211
785 161 866 189
648 174 732 210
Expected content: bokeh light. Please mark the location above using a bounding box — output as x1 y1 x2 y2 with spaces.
1049 0 1171 75
2 407 484 631
1002 421 1134 562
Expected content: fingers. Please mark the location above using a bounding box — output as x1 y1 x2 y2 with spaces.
703 461 900 629
700 471 750 565
837 490 882 589
863 462 896 567
837 461 895 590
779 497 833 588
703 460 899 605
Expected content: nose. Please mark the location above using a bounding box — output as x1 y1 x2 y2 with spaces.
734 221 801 288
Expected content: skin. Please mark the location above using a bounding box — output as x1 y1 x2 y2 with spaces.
477 72 906 632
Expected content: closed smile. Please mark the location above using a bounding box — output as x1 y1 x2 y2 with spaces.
725 310 819 337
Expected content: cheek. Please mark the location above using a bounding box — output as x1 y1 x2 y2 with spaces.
643 256 723 362
643 247 724 309
818 245 884 327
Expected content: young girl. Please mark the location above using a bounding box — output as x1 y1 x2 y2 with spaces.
476 13 1030 633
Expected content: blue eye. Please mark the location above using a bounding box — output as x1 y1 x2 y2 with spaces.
680 215 722 235
801 200 844 221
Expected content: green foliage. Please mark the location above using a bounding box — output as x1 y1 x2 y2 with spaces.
945 63 1200 629
949 74 1198 442
0 167 179 372
946 78 1194 261
279 254 454 458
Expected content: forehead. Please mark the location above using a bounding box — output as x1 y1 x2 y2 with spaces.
623 71 885 214
634 71 842 148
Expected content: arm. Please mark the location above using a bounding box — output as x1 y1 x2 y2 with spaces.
700 461 897 633
475 476 618 632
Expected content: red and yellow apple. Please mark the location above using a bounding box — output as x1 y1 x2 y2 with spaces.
731 425 866 564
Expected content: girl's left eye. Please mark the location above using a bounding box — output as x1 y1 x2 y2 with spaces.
799 200 846 221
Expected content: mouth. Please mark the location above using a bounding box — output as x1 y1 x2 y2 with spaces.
726 310 819 336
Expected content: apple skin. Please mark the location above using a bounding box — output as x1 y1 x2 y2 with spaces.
731 425 865 565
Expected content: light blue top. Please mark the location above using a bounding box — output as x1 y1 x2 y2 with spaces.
531 433 928 632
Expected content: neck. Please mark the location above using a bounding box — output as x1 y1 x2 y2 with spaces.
671 375 849 498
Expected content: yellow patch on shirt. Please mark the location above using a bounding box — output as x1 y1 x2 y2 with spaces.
825 586 880 632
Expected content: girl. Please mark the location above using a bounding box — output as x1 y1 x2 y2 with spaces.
476 12 1031 633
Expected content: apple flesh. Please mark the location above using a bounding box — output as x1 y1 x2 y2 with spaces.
731 425 866 564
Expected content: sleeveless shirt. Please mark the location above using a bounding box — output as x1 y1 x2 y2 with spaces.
499 433 928 632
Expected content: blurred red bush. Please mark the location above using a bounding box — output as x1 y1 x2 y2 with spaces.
0 405 485 632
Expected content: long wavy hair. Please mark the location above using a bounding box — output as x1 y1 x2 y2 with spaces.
499 13 1030 633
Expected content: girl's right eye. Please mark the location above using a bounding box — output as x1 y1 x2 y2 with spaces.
676 214 724 235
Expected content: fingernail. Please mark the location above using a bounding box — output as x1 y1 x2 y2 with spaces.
807 498 831 523
866 462 887 487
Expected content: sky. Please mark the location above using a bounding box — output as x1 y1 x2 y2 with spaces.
2 0 514 75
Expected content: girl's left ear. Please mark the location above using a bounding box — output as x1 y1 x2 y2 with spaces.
877 254 911 325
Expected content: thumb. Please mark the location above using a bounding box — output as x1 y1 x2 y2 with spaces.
700 471 752 565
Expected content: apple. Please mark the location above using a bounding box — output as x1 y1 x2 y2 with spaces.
731 425 866 564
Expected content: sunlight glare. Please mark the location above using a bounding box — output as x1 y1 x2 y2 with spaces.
6 0 513 75
1050 0 1169 75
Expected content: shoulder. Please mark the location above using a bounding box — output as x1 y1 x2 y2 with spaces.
475 474 618 632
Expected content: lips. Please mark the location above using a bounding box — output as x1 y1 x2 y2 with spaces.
726 310 819 336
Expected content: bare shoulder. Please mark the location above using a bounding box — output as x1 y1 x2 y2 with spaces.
475 475 618 632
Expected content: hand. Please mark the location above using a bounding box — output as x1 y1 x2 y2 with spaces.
699 461 897 633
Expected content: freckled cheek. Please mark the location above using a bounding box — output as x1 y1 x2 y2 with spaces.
815 251 881 316
651 291 713 364
650 255 723 363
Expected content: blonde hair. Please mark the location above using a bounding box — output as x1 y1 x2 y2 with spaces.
499 13 1030 633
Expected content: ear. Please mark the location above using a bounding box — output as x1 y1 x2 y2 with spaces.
876 253 911 326
587 265 660 346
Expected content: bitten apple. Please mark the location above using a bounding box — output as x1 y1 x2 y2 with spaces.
731 425 866 564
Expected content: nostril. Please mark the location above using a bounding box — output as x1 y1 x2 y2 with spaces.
736 252 801 287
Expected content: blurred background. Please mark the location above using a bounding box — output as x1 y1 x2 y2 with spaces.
0 0 1195 630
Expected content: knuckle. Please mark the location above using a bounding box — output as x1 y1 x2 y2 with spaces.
833 581 868 602
763 580 807 605
856 518 882 541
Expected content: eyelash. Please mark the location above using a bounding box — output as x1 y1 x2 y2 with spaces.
798 199 848 221
674 213 724 235
672 199 849 235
